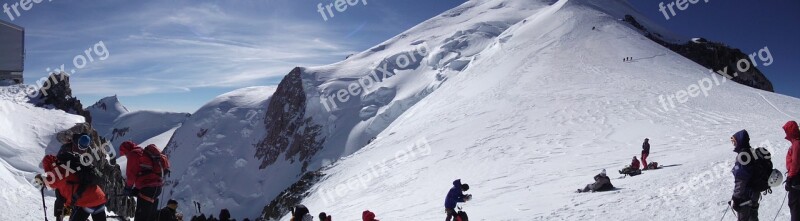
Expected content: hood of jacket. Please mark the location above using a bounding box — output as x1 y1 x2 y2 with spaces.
733 130 751 153
785 121 800 141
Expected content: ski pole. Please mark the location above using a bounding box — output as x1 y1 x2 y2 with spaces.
720 204 729 221
773 191 788 221
41 186 49 221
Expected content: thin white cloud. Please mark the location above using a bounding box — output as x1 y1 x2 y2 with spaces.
24 2 357 97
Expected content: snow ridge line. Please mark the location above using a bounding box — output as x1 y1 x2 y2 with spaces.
757 92 796 120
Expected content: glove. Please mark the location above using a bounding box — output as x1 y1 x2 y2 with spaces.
730 197 744 211
464 194 473 202
122 187 138 197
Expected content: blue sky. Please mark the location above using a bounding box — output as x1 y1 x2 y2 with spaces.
2 0 798 113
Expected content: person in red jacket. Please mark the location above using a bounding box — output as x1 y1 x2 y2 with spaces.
362 210 379 221
784 121 800 221
120 141 164 221
42 155 108 221
631 156 641 170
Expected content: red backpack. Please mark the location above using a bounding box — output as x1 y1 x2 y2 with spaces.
140 144 170 177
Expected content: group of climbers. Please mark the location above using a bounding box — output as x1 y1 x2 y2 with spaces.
283 179 471 221
39 138 171 221
730 121 800 221
287 204 377 221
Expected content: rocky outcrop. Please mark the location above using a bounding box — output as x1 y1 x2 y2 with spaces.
254 67 324 172
34 72 93 123
36 72 134 216
623 15 774 92
258 171 325 221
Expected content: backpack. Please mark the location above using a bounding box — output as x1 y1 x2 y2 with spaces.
748 147 776 193
456 211 468 221
140 144 170 177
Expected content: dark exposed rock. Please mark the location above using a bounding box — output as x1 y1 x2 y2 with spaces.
258 171 325 221
623 15 773 92
254 67 324 171
33 72 94 123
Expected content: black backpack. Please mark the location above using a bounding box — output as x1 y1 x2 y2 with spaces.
748 147 774 193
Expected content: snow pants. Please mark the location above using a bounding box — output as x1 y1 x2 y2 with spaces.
445 208 457 221
69 204 106 221
641 153 649 169
790 187 800 221
135 186 162 221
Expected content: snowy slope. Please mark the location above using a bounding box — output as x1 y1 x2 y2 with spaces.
164 1 557 219
162 86 280 218
87 96 189 150
288 0 800 220
0 86 85 221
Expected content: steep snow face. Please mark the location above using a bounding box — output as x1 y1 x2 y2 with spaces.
87 96 189 150
86 95 130 134
162 86 284 219
0 86 84 221
293 0 800 220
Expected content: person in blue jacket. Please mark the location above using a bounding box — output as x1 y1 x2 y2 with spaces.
444 179 471 221
730 130 760 221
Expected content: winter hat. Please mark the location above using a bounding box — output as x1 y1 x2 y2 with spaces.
167 199 178 205
319 212 327 221
600 169 606 176
78 135 91 149
461 183 470 191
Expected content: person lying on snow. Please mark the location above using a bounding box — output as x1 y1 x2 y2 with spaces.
619 156 642 176
577 169 615 193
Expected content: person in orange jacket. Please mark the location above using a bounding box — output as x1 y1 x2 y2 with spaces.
42 154 108 221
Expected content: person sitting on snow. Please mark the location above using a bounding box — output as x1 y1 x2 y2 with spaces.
578 169 615 193
619 156 642 176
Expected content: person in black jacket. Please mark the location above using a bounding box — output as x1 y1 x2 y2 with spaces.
578 169 614 193
730 130 760 221
159 199 180 221
642 138 651 170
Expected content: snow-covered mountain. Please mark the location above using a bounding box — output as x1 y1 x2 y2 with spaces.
87 96 190 149
162 86 277 217
154 0 796 220
0 86 84 221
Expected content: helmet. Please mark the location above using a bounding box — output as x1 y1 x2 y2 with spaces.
78 135 91 150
